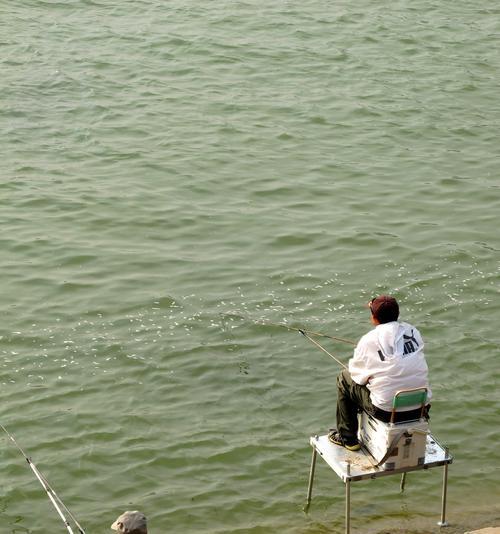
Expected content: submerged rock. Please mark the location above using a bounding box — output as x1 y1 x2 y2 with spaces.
111 511 147 534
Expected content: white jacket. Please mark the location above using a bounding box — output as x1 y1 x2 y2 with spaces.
348 321 432 411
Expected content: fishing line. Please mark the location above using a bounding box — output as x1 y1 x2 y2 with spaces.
221 311 352 369
0 423 86 534
221 312 356 346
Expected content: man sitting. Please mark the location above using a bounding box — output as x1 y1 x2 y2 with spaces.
329 295 432 451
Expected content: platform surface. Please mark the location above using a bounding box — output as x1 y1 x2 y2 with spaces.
310 433 452 482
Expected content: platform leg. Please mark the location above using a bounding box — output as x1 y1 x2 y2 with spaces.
345 462 351 534
400 472 407 493
304 446 317 512
437 450 450 527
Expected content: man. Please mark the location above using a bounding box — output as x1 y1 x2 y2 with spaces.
111 511 148 534
328 295 432 451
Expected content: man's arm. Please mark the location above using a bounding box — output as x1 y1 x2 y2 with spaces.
348 335 373 385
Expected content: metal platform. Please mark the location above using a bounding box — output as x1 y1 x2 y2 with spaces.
305 433 453 533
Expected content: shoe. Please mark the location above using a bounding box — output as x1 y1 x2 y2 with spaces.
328 429 361 451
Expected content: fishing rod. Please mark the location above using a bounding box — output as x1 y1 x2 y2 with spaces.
221 312 356 346
0 423 86 534
298 329 348 369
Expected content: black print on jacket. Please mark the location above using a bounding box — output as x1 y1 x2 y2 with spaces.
403 330 419 355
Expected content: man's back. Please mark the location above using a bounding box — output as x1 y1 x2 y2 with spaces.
349 321 431 411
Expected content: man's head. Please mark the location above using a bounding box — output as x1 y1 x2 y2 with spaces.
369 295 399 324
111 511 147 534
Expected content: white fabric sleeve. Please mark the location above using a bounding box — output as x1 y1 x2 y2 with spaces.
348 337 372 385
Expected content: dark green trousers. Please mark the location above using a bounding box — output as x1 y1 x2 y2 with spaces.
336 369 374 441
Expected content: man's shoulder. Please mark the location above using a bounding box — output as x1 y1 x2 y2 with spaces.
358 328 378 346
400 321 422 335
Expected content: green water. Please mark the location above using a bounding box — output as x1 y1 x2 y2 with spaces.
1 1 499 532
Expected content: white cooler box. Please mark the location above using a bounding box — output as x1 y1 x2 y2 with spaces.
358 411 429 470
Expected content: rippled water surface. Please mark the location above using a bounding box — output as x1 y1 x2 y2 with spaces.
1 1 500 532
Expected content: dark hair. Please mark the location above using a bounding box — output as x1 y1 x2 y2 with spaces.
370 295 399 323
